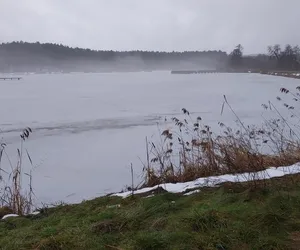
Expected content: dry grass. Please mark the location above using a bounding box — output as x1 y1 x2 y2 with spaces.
0 128 35 215
143 86 300 187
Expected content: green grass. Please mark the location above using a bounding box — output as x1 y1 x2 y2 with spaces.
2 175 300 249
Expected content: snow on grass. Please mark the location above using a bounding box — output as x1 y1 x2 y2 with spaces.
112 163 300 198
184 190 200 196
143 194 155 198
30 211 40 216
0 211 40 220
1 214 19 220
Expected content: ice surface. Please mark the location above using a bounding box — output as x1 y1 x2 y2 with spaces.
0 72 299 204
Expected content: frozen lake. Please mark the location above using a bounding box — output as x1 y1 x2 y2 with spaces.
0 72 299 204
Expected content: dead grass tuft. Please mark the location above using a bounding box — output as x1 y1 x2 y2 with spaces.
144 87 300 186
91 219 127 234
143 87 300 188
0 128 35 215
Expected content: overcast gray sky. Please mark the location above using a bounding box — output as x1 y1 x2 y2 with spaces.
0 0 299 53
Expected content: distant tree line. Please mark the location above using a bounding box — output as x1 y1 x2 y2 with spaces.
0 41 227 59
1 41 299 73
229 44 300 71
0 41 227 73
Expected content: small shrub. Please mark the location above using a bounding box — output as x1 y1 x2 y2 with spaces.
189 209 227 232
0 206 13 218
133 232 168 250
254 236 287 250
34 236 75 250
266 194 300 217
238 225 260 244
254 212 287 234
41 226 58 237
150 217 168 231
91 219 126 234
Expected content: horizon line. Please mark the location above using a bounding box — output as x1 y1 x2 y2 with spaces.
0 40 229 54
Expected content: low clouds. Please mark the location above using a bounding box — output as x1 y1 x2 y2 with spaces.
0 0 299 53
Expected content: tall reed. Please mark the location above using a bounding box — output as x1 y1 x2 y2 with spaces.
0 128 34 215
143 87 300 187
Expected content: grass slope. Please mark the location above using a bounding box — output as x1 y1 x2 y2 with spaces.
2 175 300 250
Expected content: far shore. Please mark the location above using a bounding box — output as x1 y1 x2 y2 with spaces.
171 69 300 79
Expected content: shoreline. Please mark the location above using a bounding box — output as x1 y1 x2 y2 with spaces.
260 71 300 79
2 173 300 249
171 69 300 79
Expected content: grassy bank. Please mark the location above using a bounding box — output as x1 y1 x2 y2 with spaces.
2 175 300 249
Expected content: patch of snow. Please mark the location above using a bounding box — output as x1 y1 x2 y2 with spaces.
143 194 155 198
1 211 41 220
106 204 121 209
1 214 19 220
30 211 40 216
112 163 300 198
184 190 200 196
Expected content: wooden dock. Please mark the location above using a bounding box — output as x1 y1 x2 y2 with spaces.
170 69 300 80
260 71 300 79
171 70 251 74
0 77 22 80
171 70 221 74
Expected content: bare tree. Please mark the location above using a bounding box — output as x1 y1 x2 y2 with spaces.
267 44 300 70
267 44 281 60
229 44 244 69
